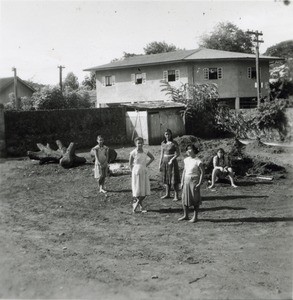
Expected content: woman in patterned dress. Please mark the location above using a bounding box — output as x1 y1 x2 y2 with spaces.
159 129 181 201
129 137 154 213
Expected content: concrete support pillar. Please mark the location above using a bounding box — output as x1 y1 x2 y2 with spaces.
0 106 7 157
235 97 240 110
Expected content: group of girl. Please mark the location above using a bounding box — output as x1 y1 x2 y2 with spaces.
92 129 237 223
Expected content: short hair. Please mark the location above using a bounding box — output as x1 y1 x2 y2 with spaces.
217 148 225 154
97 135 103 140
134 136 144 144
186 144 199 154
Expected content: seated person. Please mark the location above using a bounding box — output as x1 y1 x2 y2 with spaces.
208 148 237 188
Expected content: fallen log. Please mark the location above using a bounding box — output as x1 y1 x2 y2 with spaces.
27 140 86 168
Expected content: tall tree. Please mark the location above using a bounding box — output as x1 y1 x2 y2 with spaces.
199 22 254 54
82 71 96 90
143 41 179 55
63 72 79 91
264 40 293 59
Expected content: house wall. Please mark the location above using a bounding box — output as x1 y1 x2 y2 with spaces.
192 60 270 99
95 63 189 104
0 82 35 105
94 59 271 107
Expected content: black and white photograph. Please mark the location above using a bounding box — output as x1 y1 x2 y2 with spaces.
0 0 292 299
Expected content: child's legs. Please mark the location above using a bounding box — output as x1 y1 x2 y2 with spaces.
227 168 236 186
178 204 189 220
210 169 220 186
189 205 199 222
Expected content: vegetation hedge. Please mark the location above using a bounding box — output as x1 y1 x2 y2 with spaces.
5 107 127 156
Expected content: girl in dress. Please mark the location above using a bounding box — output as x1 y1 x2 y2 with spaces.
129 137 154 213
179 144 204 223
159 129 181 201
92 135 109 193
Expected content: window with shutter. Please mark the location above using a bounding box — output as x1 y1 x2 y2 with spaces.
204 67 223 80
142 73 146 84
135 73 143 84
218 67 223 79
175 70 180 81
163 71 168 81
131 74 135 84
102 76 106 87
247 67 259 79
112 75 115 86
203 68 209 80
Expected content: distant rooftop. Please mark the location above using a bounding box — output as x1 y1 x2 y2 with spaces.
84 47 282 72
0 76 35 92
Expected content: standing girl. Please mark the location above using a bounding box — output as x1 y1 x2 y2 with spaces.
92 135 109 193
129 137 154 213
159 129 181 201
179 144 204 223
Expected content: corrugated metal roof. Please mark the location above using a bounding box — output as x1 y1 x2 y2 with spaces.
84 48 282 72
121 101 185 110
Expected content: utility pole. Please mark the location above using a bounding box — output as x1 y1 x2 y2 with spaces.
57 65 65 91
246 30 264 108
11 67 19 110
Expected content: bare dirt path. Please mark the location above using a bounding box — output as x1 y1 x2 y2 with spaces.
0 143 292 299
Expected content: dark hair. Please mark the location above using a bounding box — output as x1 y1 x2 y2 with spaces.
134 136 144 144
186 144 199 154
97 135 103 140
163 128 173 143
217 148 225 154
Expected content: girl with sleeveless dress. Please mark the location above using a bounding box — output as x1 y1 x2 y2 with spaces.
129 137 154 213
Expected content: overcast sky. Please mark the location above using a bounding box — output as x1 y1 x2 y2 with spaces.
0 0 292 85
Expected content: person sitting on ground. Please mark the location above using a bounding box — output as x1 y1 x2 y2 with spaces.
208 148 237 189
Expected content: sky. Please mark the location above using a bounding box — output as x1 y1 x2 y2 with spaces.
0 0 293 85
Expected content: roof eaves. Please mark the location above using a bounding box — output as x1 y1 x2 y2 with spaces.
84 59 189 72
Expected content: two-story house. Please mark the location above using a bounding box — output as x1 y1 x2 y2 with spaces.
84 47 281 110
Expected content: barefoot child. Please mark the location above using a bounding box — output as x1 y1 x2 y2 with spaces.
92 135 109 193
129 137 154 213
179 144 204 223
208 148 237 189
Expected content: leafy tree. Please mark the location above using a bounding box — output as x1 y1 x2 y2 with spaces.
63 72 79 91
161 81 219 137
264 40 293 59
64 88 92 108
111 52 141 62
4 93 35 111
31 86 67 110
265 41 293 100
199 22 254 54
144 41 179 55
24 80 46 91
82 71 96 90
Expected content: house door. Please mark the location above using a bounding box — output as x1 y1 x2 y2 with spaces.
148 112 161 145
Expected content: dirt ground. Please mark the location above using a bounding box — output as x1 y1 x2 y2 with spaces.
0 138 293 300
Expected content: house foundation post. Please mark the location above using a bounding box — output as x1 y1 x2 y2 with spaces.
0 105 7 157
235 97 240 110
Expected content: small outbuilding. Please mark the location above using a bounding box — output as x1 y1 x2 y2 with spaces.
0 76 35 106
121 101 185 145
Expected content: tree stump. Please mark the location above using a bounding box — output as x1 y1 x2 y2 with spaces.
27 140 86 168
